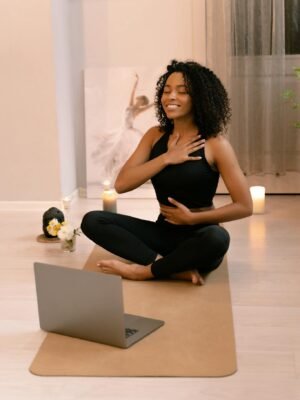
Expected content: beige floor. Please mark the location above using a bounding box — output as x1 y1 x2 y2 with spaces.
1 195 300 400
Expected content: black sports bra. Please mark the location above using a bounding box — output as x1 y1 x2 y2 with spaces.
149 133 219 208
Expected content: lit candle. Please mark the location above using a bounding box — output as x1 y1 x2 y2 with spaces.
250 186 265 214
102 180 117 213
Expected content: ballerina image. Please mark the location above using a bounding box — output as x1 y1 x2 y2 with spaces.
91 73 154 184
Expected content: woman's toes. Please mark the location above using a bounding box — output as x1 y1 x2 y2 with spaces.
191 270 205 285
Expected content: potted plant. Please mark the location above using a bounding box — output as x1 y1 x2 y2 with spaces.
282 67 300 129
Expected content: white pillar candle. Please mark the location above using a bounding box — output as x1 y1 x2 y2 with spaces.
250 186 265 214
62 196 71 210
102 181 117 213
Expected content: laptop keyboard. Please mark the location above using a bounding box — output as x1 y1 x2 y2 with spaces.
125 328 138 338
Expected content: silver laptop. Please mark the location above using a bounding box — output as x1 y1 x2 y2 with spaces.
33 262 164 348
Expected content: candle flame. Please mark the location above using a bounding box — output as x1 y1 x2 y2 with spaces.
103 180 111 190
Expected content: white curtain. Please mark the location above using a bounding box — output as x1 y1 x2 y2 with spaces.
206 0 300 175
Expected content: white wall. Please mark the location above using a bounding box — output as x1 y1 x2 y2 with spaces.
0 0 85 202
83 0 206 68
0 0 61 201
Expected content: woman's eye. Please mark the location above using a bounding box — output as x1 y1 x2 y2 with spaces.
163 90 187 95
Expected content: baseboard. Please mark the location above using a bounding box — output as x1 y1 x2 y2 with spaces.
78 187 87 198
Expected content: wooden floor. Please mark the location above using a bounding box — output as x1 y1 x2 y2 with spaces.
1 195 300 400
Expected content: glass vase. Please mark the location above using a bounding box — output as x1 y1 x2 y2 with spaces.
61 236 76 252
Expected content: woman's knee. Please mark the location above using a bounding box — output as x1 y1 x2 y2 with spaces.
197 225 230 256
80 211 107 235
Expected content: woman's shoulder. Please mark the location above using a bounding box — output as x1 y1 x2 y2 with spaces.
206 134 233 152
145 125 163 136
205 134 235 165
143 126 165 146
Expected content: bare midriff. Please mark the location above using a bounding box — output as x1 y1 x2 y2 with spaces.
159 203 214 212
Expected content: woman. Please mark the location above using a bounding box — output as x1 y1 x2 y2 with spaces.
81 60 252 285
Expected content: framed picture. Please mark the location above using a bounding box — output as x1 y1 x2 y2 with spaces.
84 67 161 198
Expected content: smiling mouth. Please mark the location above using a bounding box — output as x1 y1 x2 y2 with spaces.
166 104 180 110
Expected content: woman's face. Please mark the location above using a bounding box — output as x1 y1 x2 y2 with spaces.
161 72 193 121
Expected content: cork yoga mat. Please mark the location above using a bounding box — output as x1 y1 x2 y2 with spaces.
30 246 237 377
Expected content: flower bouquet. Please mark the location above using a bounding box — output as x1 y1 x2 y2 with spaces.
47 219 81 252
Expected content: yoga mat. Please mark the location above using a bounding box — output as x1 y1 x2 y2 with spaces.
30 246 237 377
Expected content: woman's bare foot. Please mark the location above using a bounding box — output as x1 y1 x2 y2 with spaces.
171 270 205 285
98 260 204 285
97 259 153 281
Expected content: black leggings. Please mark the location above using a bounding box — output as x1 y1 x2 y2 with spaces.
81 211 230 278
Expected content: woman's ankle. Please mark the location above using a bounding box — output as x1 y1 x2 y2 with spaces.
134 264 154 280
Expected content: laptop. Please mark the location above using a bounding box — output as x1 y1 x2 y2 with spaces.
33 262 164 348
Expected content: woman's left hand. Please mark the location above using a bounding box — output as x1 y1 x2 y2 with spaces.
160 197 194 225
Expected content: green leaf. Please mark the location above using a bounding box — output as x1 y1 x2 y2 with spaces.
293 67 300 78
294 122 300 129
282 89 294 100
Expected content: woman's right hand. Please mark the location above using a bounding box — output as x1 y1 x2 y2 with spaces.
164 132 205 165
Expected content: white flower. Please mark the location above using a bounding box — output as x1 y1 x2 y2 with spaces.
46 217 80 242
57 223 76 241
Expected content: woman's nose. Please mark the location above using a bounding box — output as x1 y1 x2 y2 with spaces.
169 90 177 99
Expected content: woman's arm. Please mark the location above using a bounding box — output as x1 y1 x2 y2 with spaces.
160 136 253 225
115 128 205 193
114 127 168 193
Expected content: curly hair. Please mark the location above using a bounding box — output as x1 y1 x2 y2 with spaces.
154 59 231 138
